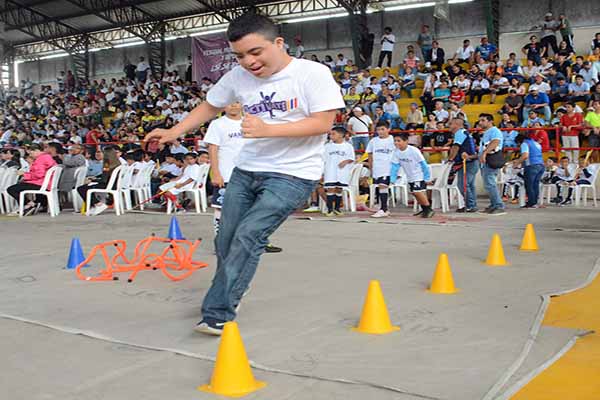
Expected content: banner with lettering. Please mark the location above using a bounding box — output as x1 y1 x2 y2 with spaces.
191 34 238 83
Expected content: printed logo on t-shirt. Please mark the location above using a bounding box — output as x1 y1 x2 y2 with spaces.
243 91 299 118
228 131 243 139
374 148 394 155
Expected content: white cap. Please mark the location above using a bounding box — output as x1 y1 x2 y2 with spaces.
353 107 363 112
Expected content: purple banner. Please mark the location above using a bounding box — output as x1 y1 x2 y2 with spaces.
192 34 238 83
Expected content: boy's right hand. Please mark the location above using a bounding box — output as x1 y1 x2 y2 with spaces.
212 173 224 188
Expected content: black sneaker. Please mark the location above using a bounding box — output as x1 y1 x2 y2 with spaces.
488 208 507 215
551 197 563 204
413 210 424 216
265 244 282 253
194 318 226 336
466 207 479 213
456 207 466 213
422 209 435 218
559 199 572 207
181 198 192 209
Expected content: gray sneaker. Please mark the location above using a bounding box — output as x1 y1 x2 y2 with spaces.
488 208 507 215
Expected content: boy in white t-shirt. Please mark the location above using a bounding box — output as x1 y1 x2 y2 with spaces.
367 121 396 218
390 133 435 218
145 13 344 335
204 103 244 233
159 152 202 213
323 126 355 216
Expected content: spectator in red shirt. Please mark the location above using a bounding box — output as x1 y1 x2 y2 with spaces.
449 86 466 107
531 122 551 152
559 102 583 162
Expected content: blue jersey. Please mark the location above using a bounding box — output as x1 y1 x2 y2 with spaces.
520 139 544 166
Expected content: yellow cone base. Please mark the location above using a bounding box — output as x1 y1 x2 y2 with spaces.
198 322 266 397
427 253 460 294
353 280 400 335
485 233 509 266
520 223 539 251
198 381 266 398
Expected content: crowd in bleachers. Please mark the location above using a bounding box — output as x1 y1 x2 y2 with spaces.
1 11 600 216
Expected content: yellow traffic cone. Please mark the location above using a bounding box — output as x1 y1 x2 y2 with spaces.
198 322 266 397
428 253 459 294
485 233 508 266
352 280 400 335
80 202 86 215
520 224 539 251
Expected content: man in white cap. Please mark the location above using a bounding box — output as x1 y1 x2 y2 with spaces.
535 12 560 56
346 106 373 152
523 86 551 122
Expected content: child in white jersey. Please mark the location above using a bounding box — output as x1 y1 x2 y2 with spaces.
145 13 344 335
502 161 524 204
204 103 245 233
390 133 435 218
159 152 201 213
559 157 599 205
367 121 396 218
323 126 355 216
551 156 577 204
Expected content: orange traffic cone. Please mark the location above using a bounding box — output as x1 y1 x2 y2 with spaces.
198 322 266 397
428 253 459 294
485 233 508 266
352 280 400 335
520 224 539 251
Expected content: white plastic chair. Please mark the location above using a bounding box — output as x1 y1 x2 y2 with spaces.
448 171 465 209
0 167 19 214
167 163 211 214
342 164 363 212
69 166 88 212
575 164 600 207
119 165 136 211
413 163 452 213
18 166 63 217
129 164 153 210
85 165 124 216
390 168 409 207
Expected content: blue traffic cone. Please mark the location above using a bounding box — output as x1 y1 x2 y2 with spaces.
66 238 88 269
167 216 184 240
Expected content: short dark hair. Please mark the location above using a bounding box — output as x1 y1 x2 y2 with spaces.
376 120 390 129
566 101 576 107
560 156 569 161
478 113 494 122
184 152 198 159
227 13 278 42
397 132 409 141
331 126 347 136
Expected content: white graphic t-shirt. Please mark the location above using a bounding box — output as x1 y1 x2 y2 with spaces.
366 136 395 178
323 141 355 184
391 145 426 182
204 115 244 182
206 58 345 180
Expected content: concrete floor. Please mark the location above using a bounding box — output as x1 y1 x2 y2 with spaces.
1 204 598 400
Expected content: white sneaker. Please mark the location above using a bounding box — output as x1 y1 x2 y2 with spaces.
89 203 108 216
303 206 320 213
371 210 390 218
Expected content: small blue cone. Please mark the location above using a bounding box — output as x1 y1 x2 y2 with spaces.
167 216 184 240
66 238 88 269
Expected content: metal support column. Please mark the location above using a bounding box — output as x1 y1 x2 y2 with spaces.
484 0 500 46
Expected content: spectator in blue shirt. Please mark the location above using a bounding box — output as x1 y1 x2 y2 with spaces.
523 87 551 121
475 37 498 61
514 134 545 208
521 109 547 127
550 76 569 107
567 75 592 103
478 113 506 214
503 121 519 148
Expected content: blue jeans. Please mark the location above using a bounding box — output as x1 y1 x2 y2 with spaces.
524 164 544 207
523 105 551 122
421 45 432 62
481 164 504 209
352 135 370 152
201 168 317 322
457 160 479 209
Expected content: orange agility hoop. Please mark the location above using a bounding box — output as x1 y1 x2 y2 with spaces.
75 236 208 283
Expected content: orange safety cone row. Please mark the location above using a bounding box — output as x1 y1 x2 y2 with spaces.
485 233 509 266
198 322 266 397
428 253 459 294
520 223 539 251
352 280 400 335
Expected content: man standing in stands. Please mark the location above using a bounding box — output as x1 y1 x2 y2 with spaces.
136 56 151 82
535 13 560 56
377 27 395 68
417 24 433 63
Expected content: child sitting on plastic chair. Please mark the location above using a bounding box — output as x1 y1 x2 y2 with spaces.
390 133 435 218
559 156 599 205
502 161 524 204
159 152 201 213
